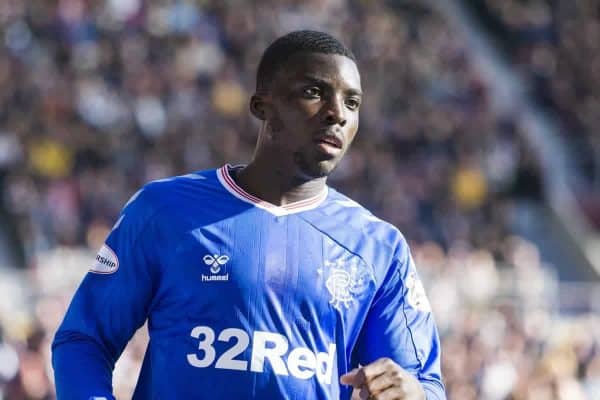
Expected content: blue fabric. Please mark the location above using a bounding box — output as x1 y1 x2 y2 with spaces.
52 167 445 399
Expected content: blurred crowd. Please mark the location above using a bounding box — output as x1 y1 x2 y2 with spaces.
0 0 597 399
482 0 600 229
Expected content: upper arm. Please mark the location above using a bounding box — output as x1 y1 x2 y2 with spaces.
53 188 161 360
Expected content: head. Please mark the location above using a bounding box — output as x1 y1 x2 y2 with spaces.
250 30 362 180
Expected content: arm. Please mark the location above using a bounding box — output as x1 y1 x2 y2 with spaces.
52 189 160 400
346 236 445 400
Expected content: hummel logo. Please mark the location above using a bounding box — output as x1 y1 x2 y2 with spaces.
201 253 230 282
203 254 230 274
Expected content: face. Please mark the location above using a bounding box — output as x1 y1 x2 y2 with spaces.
253 52 362 180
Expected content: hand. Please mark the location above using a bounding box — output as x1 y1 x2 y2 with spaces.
340 358 426 400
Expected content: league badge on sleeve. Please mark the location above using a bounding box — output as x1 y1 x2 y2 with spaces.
406 271 431 312
90 244 119 274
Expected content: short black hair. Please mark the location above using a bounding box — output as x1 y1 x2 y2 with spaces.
256 30 356 93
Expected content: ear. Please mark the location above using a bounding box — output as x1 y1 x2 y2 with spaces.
250 94 268 120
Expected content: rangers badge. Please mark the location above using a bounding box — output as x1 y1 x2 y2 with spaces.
319 259 372 311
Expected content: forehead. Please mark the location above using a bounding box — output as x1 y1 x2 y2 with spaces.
273 52 361 92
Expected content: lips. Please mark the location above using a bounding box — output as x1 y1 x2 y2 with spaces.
313 132 344 159
314 133 343 149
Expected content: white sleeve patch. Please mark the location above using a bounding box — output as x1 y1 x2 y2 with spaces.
406 271 431 313
90 244 119 274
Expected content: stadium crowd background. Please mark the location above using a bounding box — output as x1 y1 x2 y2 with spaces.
480 0 600 229
0 0 598 399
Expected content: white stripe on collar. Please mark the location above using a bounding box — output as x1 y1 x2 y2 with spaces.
216 164 328 216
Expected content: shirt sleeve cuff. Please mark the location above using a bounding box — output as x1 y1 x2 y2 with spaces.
420 378 446 400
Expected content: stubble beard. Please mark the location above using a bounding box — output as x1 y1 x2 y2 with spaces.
293 151 338 180
269 121 340 180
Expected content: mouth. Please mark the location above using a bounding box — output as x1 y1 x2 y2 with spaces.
314 133 343 150
313 133 343 159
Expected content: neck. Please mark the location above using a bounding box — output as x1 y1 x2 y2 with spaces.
234 157 327 207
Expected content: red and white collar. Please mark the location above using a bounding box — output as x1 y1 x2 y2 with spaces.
216 164 328 216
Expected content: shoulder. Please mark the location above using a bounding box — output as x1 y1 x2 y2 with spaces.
128 169 219 209
142 169 219 198
307 188 410 267
326 188 406 246
117 168 221 227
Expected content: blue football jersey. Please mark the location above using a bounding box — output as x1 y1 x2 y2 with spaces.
52 165 445 400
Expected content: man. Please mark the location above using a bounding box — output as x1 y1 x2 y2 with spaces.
52 30 445 400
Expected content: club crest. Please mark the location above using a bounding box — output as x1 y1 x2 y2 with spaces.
318 259 372 311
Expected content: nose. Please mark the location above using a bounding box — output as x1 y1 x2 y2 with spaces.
323 95 346 127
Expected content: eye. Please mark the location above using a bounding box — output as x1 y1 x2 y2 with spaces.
345 97 361 110
302 86 322 98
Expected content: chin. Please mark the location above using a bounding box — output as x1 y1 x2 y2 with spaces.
293 152 340 180
301 160 338 179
